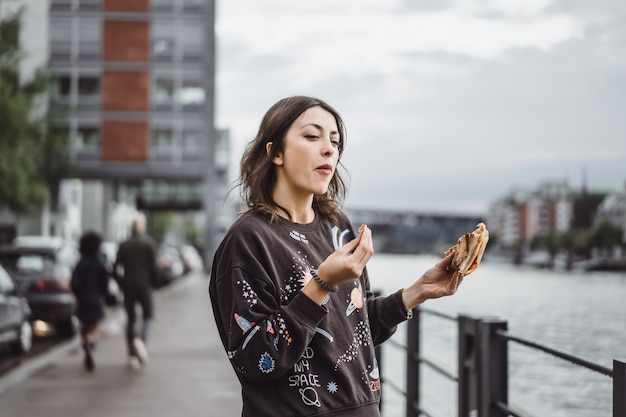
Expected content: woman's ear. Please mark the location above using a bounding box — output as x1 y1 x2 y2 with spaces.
266 142 283 166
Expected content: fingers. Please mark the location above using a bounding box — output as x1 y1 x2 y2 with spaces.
350 225 373 266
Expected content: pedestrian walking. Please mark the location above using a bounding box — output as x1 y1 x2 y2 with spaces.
113 212 160 370
209 96 470 416
71 231 110 371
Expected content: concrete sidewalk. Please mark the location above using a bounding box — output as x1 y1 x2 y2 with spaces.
0 272 242 417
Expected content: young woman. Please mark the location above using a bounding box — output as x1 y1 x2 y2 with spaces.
209 96 463 416
71 231 110 371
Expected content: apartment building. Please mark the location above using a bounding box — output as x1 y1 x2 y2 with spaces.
488 181 574 251
46 0 228 256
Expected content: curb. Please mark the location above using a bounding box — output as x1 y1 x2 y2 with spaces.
0 336 80 397
0 272 204 398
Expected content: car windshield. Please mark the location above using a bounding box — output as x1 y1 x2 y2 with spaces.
0 252 56 272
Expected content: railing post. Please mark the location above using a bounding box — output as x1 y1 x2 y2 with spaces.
458 315 482 417
614 359 626 417
479 319 508 417
406 308 421 417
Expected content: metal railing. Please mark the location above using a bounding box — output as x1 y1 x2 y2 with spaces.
379 307 626 417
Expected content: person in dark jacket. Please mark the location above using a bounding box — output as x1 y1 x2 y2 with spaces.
113 212 160 370
71 231 110 371
209 96 467 416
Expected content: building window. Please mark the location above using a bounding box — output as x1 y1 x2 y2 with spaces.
78 18 101 59
153 78 174 103
182 0 205 12
78 77 99 97
152 0 174 12
50 17 72 59
180 80 205 107
56 76 72 97
183 131 203 151
181 24 204 61
78 0 101 11
152 20 175 61
152 38 175 61
51 1 73 12
76 127 99 149
152 129 174 149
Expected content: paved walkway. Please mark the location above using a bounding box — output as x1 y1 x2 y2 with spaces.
0 272 242 417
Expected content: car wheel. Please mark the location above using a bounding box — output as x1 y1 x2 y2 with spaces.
10 321 33 354
57 317 77 338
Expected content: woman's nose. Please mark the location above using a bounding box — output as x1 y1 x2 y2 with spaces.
322 137 336 156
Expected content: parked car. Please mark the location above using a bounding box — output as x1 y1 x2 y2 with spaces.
157 245 185 285
0 236 79 338
180 245 203 272
0 261 33 354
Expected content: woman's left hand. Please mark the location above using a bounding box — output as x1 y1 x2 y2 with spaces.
402 252 463 310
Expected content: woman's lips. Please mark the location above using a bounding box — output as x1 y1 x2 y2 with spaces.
316 164 333 175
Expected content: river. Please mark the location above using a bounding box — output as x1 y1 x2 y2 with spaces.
367 254 626 417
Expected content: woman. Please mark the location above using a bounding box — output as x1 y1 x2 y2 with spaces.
209 96 462 416
71 231 110 371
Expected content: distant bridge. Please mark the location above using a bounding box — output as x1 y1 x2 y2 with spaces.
345 208 485 254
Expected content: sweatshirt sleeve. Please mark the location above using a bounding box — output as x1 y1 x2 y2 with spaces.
212 266 327 382
362 268 409 346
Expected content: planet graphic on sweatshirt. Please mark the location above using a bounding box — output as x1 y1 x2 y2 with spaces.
345 285 364 316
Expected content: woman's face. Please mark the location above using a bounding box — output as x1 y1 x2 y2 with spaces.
271 106 340 199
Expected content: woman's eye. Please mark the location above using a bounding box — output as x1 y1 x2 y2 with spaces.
304 134 319 140
331 139 340 147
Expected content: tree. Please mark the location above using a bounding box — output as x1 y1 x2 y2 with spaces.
0 10 74 213
589 220 623 257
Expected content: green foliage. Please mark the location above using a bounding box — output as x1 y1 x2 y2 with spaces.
0 11 74 213
530 232 561 257
589 220 623 253
148 212 175 243
185 221 203 247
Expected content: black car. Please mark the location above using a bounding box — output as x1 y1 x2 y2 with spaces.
0 237 79 337
0 261 33 354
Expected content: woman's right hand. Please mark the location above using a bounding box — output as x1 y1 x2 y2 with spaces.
317 225 374 286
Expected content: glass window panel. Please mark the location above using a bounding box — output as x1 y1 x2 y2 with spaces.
181 24 203 47
78 77 99 96
183 131 203 150
78 0 101 10
76 127 99 148
57 76 72 96
152 38 175 60
51 1 72 12
152 0 173 11
152 20 176 60
153 78 174 103
182 0 204 11
180 80 205 106
78 18 100 42
153 19 174 37
50 18 72 43
152 129 174 148
181 24 204 60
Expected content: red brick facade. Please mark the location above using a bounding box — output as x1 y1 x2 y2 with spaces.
101 120 149 161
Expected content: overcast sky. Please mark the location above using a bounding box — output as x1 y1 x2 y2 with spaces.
214 0 626 216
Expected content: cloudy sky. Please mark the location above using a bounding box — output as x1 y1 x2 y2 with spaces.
214 0 626 216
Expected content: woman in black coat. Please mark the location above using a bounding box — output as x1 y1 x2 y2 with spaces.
71 231 110 371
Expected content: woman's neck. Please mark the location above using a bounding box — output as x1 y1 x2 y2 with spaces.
273 190 315 224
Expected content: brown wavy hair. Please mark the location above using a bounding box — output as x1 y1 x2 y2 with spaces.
238 96 348 222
